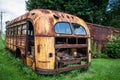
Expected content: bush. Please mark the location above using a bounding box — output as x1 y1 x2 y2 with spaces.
105 35 120 58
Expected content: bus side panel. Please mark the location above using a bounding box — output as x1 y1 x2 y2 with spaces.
35 37 55 70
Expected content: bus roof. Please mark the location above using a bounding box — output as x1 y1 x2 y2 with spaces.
6 9 84 27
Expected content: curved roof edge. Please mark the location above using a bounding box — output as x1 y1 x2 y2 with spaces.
6 9 84 26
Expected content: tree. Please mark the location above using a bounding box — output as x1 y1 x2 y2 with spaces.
26 0 119 28
106 0 120 28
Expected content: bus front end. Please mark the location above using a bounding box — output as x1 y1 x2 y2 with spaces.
54 22 91 74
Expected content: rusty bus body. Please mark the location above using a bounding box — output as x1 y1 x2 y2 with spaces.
6 9 91 74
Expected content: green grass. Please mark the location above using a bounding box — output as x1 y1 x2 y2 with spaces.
0 36 120 80
0 34 5 50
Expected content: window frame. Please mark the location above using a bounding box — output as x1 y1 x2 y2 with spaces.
17 25 22 35
21 24 27 35
71 23 87 36
13 26 17 35
11 27 13 35
54 22 72 35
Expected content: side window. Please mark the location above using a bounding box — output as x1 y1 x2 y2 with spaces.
8 28 10 35
18 26 21 35
15 27 17 35
22 24 27 35
8 28 11 35
11 28 13 35
13 27 17 35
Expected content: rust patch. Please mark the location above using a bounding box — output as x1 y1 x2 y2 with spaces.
48 17 55 36
30 12 39 20
51 10 61 18
40 9 50 14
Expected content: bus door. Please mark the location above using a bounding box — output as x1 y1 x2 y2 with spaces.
26 21 35 70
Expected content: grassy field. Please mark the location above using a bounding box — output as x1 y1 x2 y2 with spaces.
0 36 120 80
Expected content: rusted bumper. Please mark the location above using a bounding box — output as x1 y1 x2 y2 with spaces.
36 62 91 75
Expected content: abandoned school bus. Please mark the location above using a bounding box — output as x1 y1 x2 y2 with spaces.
6 9 91 74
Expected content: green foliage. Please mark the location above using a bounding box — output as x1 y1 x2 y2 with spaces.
25 0 120 28
1 51 120 80
109 16 120 28
26 0 108 25
105 0 120 28
0 35 6 50
105 35 120 58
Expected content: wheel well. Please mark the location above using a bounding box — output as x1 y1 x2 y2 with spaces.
16 48 22 58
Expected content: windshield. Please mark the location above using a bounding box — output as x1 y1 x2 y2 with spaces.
72 23 86 35
55 22 71 34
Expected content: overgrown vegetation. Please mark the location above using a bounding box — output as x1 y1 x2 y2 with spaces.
0 35 120 80
0 35 5 50
91 39 108 58
105 35 120 58
91 35 120 59
0 48 120 80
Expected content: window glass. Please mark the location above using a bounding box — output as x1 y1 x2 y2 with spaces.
13 27 17 35
22 24 26 29
22 30 26 35
9 29 11 35
13 27 15 35
11 28 13 35
55 22 71 34
31 31 33 36
8 28 11 35
72 23 86 35
28 30 30 35
18 26 21 35
28 30 33 36
15 27 17 35
22 24 27 35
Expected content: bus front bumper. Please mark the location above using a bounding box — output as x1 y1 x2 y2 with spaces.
36 62 91 75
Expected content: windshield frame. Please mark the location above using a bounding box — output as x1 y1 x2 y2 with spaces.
54 22 72 35
71 23 87 36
